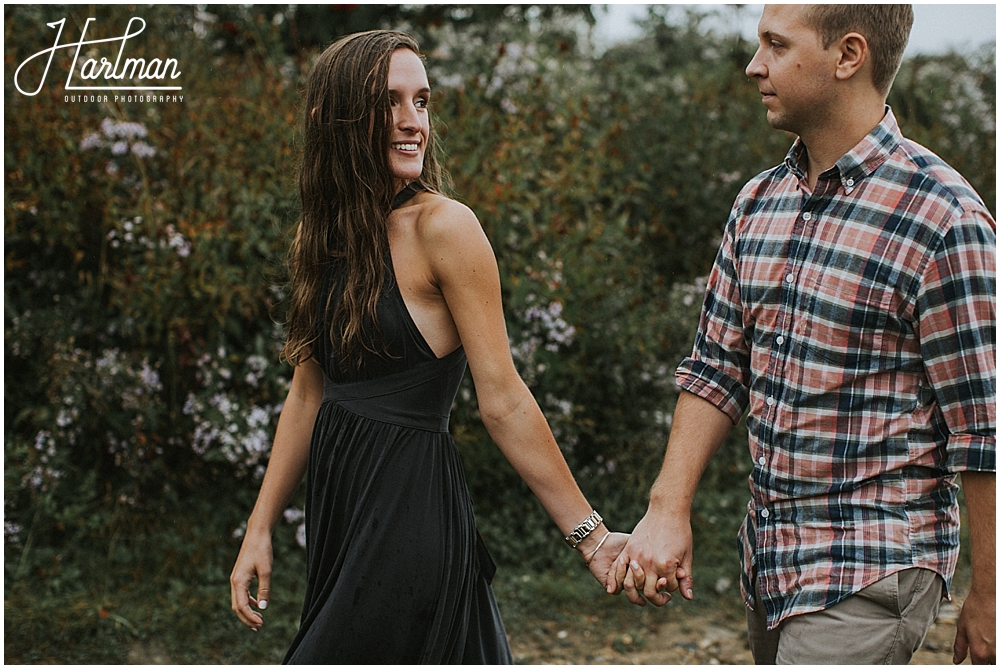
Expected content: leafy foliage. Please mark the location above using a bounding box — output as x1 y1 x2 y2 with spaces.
889 45 996 207
5 4 302 596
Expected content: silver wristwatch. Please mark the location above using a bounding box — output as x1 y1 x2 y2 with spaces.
564 510 603 549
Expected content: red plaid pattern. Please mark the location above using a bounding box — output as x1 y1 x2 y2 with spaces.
677 109 996 629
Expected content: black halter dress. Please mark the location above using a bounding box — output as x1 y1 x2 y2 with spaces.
283 186 512 664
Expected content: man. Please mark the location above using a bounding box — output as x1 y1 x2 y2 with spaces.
608 5 995 664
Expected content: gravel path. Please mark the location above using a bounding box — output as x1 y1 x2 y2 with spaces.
508 591 968 664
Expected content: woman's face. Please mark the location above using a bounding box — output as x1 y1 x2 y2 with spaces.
386 49 430 189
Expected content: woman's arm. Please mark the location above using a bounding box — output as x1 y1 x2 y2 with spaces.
418 199 616 569
230 357 324 630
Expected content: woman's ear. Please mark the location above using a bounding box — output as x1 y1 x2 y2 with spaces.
310 107 317 119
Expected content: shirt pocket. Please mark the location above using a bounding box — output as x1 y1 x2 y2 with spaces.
794 272 898 373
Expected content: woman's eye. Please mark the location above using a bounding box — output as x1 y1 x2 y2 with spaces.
416 98 429 109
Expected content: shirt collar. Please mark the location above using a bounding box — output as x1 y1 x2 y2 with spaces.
783 106 902 194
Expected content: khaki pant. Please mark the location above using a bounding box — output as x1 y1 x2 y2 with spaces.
746 568 944 664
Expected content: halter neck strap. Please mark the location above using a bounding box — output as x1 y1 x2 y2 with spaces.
392 183 422 210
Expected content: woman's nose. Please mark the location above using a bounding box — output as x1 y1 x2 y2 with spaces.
395 102 419 130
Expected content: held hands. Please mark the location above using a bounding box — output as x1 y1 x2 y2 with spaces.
605 510 694 607
585 532 631 589
230 528 273 631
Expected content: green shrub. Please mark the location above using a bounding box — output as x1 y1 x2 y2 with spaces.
5 8 993 657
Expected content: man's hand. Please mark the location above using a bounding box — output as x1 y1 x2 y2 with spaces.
606 509 694 607
953 587 996 664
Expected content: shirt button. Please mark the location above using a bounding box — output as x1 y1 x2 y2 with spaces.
760 509 770 518
846 178 855 187
758 456 766 466
766 396 776 407
776 335 785 345
802 212 812 221
785 273 795 283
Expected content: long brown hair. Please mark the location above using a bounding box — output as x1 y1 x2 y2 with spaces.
282 30 446 369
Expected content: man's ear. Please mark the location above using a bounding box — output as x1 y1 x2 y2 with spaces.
834 31 869 82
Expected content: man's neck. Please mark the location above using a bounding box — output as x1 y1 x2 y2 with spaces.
800 103 886 191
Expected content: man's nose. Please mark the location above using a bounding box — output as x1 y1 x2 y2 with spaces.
746 47 766 79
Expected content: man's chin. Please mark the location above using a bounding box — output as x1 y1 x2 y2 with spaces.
765 110 795 134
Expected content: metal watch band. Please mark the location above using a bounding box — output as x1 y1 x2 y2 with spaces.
564 510 603 548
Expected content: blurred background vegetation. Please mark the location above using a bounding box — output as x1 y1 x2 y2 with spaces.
5 4 995 662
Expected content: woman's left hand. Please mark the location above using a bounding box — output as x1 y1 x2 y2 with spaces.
586 532 630 590
230 528 273 631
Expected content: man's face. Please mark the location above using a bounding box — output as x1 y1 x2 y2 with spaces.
745 5 837 137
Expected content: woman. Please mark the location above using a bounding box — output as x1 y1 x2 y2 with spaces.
229 30 626 663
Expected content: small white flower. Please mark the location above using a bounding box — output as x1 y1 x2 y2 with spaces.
182 393 200 415
56 410 73 427
247 355 268 372
34 430 52 450
296 523 307 548
246 406 270 429
101 118 149 140
139 361 162 391
80 133 103 150
131 141 156 158
4 521 22 544
283 507 305 524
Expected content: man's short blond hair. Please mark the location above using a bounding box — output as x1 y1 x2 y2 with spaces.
804 5 914 96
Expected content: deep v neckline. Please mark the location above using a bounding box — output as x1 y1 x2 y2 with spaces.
388 185 462 361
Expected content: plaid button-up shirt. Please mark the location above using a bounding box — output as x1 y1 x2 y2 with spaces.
676 109 996 629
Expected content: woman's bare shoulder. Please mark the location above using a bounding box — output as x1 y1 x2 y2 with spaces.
419 192 479 225
412 193 483 242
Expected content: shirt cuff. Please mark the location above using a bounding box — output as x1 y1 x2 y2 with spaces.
676 358 749 424
944 433 997 473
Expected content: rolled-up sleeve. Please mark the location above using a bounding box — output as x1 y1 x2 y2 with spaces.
917 209 996 473
676 204 753 424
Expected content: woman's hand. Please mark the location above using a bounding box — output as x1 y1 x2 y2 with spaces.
230 528 273 631
226 360 321 631
585 531 630 590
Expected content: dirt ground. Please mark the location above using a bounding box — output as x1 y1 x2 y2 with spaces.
508 591 968 665
113 584 971 665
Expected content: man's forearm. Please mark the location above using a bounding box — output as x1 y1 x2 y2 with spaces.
961 471 996 592
953 470 996 664
609 390 735 604
648 390 735 516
